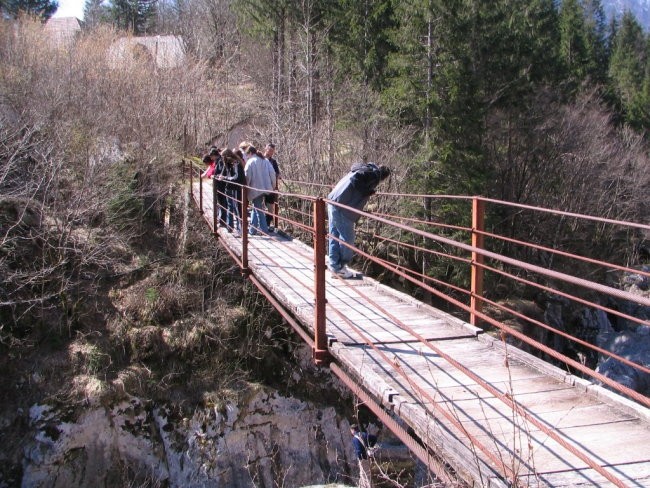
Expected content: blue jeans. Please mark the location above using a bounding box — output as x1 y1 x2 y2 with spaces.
226 188 240 230
328 204 355 270
250 195 269 235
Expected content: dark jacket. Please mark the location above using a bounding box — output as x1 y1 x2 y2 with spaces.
268 156 280 179
351 431 377 460
223 161 246 189
327 163 384 222
213 156 227 190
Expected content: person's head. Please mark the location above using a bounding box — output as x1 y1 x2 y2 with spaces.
378 165 390 181
220 148 235 165
350 423 359 434
238 141 256 159
202 154 212 164
264 143 275 159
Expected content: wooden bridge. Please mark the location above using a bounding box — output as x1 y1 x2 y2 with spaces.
185 161 650 488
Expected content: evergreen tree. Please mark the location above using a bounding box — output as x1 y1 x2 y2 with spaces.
384 0 561 196
110 0 157 33
559 0 591 82
83 0 110 27
582 0 608 83
557 0 609 86
609 11 649 129
1 0 58 19
326 0 396 91
382 0 438 141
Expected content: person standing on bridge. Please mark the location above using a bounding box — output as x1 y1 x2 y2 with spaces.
240 142 276 236
263 143 280 230
327 163 390 278
200 147 220 179
217 148 246 234
350 423 377 488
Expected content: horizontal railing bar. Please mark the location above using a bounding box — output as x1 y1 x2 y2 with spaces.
327 200 650 309
479 261 650 328
477 228 650 278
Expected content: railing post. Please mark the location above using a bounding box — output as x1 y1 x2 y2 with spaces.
188 160 193 198
273 201 279 229
212 177 218 233
198 171 204 214
313 198 329 365
241 185 249 274
471 197 485 327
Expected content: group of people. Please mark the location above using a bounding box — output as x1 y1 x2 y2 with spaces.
200 142 391 281
201 142 280 236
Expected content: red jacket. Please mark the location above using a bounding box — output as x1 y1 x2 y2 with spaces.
202 162 216 178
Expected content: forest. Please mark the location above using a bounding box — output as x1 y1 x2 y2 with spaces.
0 0 649 486
87 0 650 222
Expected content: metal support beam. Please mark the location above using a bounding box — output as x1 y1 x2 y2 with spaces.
313 198 330 365
470 197 485 327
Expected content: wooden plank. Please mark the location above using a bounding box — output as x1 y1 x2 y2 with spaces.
433 375 576 401
469 418 650 470
517 461 650 488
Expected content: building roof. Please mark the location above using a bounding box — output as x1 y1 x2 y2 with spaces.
109 35 186 69
44 17 82 47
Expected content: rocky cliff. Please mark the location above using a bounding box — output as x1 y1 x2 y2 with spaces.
22 388 356 488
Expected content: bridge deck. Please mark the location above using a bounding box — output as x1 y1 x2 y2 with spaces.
193 184 650 488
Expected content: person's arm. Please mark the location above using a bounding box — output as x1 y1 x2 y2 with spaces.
351 436 365 460
267 159 277 190
222 163 237 182
352 167 381 197
244 160 252 184
202 163 215 179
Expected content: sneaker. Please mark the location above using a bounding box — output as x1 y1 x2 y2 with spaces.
332 266 354 279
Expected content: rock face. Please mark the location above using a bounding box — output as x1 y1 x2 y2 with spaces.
596 327 650 393
22 389 356 488
582 266 650 396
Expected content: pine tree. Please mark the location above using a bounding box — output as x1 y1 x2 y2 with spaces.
609 11 649 129
382 0 437 138
582 0 608 84
1 0 58 19
110 0 157 34
83 0 110 28
384 0 561 196
558 0 591 82
326 0 396 91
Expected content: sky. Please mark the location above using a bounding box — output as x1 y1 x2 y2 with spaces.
53 0 85 20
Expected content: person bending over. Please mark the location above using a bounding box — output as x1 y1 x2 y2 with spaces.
327 163 390 278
